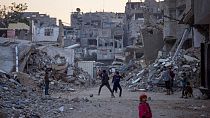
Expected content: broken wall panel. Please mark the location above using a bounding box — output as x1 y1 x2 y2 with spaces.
0 38 32 73
206 43 210 89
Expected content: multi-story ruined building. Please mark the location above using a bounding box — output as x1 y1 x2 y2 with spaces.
163 0 192 54
22 12 59 42
176 0 210 96
124 0 162 47
70 11 124 62
22 12 57 27
124 0 163 64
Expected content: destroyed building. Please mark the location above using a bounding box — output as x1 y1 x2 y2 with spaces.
123 0 210 98
124 0 163 47
0 12 59 43
189 0 210 97
22 12 59 42
163 0 193 55
124 0 164 64
70 11 124 63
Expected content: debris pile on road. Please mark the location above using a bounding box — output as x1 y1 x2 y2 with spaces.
26 48 68 81
25 47 94 88
0 44 95 117
123 48 200 92
68 65 95 87
0 71 91 118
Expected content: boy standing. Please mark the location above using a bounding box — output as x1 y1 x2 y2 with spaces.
112 71 122 97
98 70 115 97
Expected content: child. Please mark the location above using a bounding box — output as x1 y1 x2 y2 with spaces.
112 71 122 97
181 73 188 98
139 94 152 118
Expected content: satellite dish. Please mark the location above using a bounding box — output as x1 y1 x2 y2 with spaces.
76 8 81 12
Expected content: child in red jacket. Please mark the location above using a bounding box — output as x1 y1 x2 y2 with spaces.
139 94 152 118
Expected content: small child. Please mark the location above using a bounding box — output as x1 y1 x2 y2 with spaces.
139 94 152 118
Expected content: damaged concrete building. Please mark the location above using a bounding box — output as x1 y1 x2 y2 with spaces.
124 0 162 46
163 0 193 55
22 12 59 42
161 0 210 96
124 0 164 64
70 11 124 63
193 0 210 96
0 12 59 43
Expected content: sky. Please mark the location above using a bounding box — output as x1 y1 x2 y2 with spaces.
1 0 162 25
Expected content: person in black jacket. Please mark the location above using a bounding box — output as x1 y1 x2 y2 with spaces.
112 71 122 97
98 70 115 97
44 70 50 95
169 66 175 94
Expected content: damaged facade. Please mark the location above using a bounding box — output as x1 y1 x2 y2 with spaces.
70 11 124 63
124 0 162 47
163 0 193 55
124 0 210 98
22 12 59 42
124 0 164 64
193 0 210 96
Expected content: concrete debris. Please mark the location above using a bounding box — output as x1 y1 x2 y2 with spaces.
0 38 32 73
90 94 94 97
123 48 200 92
0 75 89 118
58 106 64 112
184 55 199 62
71 97 80 103
69 107 74 110
0 42 95 117
200 114 207 117
25 46 94 88
188 105 206 110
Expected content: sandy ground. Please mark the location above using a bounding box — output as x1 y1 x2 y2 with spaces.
51 86 210 118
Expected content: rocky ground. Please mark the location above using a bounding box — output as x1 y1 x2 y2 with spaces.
1 74 210 118
50 85 210 118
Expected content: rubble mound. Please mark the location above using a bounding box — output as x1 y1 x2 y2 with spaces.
123 48 200 92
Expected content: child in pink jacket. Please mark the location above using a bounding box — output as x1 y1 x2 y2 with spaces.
138 94 152 118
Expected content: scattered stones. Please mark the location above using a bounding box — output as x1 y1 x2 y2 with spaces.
90 94 93 97
71 97 80 103
123 48 200 93
58 106 64 112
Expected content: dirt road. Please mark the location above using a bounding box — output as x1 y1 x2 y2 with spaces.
51 86 210 118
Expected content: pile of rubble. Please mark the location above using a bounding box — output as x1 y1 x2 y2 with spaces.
25 47 94 89
0 45 95 117
123 48 201 92
70 66 94 86
26 48 68 81
0 71 93 118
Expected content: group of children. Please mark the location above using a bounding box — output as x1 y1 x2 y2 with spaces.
98 70 123 97
97 70 152 118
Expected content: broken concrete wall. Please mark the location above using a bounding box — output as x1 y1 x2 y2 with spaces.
0 44 15 73
0 38 32 73
142 27 164 64
38 45 74 66
77 61 95 79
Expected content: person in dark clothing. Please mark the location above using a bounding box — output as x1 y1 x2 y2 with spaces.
98 70 115 97
44 70 50 95
169 66 175 94
181 73 188 98
112 71 122 97
161 66 172 95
